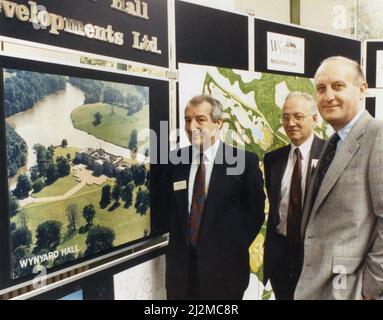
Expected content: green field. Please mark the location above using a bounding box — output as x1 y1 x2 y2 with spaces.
32 174 79 198
54 146 78 161
13 181 150 256
71 103 149 149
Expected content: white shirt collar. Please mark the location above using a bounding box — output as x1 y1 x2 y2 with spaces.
337 108 365 141
192 138 221 163
290 134 314 160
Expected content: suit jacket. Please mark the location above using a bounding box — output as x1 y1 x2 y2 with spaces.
263 135 325 284
295 111 383 300
165 142 265 299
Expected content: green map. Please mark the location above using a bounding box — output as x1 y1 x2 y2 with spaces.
203 67 330 160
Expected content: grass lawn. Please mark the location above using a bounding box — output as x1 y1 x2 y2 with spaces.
32 174 79 198
13 182 150 256
54 146 78 161
71 103 149 149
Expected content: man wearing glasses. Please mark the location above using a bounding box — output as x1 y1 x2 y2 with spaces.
263 92 325 299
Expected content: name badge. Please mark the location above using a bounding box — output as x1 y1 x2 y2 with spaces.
173 180 187 191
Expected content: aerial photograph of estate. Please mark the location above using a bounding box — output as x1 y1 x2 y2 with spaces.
4 69 151 278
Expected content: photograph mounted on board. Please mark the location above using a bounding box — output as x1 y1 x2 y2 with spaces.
3 65 151 279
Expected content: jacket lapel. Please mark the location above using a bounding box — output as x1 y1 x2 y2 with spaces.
304 136 324 200
272 146 290 224
310 112 371 218
173 148 192 244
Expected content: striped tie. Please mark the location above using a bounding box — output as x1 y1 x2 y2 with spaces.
189 153 206 247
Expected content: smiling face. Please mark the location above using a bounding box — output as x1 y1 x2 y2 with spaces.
184 101 223 150
282 95 317 146
314 60 367 131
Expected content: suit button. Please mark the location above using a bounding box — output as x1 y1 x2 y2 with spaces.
305 264 311 267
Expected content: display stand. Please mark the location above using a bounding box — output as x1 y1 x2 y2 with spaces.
0 0 367 300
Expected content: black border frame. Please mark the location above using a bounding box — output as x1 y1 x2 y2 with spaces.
0 56 169 290
175 1 249 70
28 246 166 300
365 41 383 88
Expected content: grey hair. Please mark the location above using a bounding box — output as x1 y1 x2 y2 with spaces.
187 94 223 122
315 56 366 86
284 91 317 114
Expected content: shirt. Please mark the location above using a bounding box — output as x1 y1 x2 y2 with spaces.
188 139 221 213
277 134 315 236
337 108 365 151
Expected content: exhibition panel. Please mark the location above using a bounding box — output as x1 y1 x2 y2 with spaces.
25 245 166 300
0 0 169 67
365 41 383 88
254 18 361 77
0 0 374 300
366 97 376 117
175 0 249 70
0 56 169 290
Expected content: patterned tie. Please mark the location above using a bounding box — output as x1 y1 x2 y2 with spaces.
287 148 303 247
189 153 206 247
313 133 340 201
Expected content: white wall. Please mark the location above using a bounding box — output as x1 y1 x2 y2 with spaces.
179 0 236 11
235 0 290 22
300 0 356 37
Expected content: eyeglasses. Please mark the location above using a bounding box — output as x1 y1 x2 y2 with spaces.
280 113 312 123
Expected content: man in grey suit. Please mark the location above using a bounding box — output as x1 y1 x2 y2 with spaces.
295 56 383 300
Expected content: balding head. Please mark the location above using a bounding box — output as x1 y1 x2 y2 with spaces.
315 56 366 86
314 56 367 131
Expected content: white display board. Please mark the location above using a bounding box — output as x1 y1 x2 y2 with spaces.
113 255 166 300
267 32 305 74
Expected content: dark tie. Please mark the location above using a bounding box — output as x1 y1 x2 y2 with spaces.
313 133 340 200
189 153 206 247
287 148 303 247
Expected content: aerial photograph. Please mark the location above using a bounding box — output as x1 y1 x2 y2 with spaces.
4 68 151 279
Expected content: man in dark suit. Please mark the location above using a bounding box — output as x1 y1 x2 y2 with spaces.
263 92 325 300
165 94 265 300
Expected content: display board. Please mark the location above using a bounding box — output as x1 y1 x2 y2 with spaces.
0 0 168 68
365 41 383 88
0 56 169 289
366 96 376 117
113 254 165 300
254 18 362 78
175 0 248 70
366 94 383 120
27 246 166 300
376 95 383 120
0 0 364 299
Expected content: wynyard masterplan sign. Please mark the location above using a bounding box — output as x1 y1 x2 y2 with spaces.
0 0 168 67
